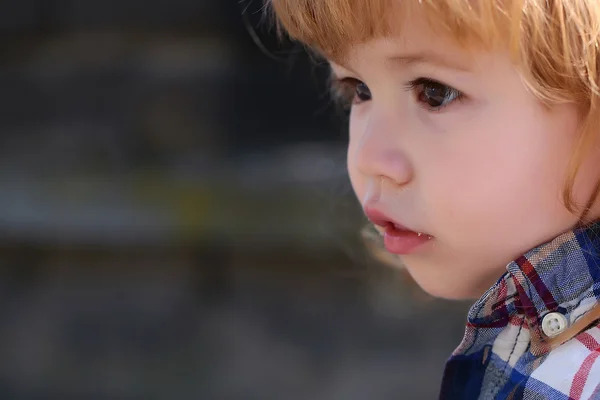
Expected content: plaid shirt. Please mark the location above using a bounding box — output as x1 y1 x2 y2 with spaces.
439 222 600 399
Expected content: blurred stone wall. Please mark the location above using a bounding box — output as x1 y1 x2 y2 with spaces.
0 2 470 399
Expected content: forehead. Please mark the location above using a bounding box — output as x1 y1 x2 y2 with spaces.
330 16 477 74
271 0 510 64
319 1 419 63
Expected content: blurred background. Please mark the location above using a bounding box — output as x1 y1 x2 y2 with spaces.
0 1 470 399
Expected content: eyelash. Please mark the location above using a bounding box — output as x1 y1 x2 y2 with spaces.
330 77 464 112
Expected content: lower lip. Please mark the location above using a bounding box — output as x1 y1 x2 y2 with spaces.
383 224 431 255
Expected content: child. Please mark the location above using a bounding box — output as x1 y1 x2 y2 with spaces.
268 0 600 398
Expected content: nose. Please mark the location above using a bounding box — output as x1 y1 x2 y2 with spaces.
351 111 414 186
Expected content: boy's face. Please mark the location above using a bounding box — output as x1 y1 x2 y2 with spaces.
334 12 600 299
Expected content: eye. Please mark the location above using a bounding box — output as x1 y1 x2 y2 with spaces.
354 81 372 103
408 78 463 111
331 77 372 109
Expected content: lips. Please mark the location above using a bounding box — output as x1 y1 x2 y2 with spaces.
364 207 414 232
363 207 432 255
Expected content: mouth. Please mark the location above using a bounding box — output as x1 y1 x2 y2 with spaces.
363 207 432 255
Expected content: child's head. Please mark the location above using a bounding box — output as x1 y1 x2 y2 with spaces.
269 0 600 299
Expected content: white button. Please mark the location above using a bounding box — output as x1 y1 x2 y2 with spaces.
541 312 569 338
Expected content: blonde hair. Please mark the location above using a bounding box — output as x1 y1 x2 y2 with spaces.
268 0 600 218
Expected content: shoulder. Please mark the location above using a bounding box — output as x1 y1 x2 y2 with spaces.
529 324 600 399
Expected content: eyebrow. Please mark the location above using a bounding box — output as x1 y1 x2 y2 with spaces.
330 51 472 78
386 52 472 72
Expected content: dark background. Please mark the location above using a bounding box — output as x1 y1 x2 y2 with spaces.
0 1 469 399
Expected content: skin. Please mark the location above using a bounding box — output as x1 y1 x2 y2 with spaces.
331 12 600 299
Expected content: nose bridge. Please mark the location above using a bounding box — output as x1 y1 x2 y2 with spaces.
354 106 413 185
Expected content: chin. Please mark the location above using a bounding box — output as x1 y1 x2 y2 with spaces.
404 262 484 301
417 280 477 300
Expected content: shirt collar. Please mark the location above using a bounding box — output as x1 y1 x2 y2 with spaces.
467 221 600 354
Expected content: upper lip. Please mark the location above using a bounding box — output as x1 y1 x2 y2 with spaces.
363 206 413 232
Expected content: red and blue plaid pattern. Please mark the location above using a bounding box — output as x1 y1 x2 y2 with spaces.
440 222 600 399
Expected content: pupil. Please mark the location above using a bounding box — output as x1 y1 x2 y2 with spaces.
424 84 446 107
356 83 371 101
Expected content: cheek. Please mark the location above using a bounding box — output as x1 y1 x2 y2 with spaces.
428 153 529 234
423 113 577 246
346 114 368 201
